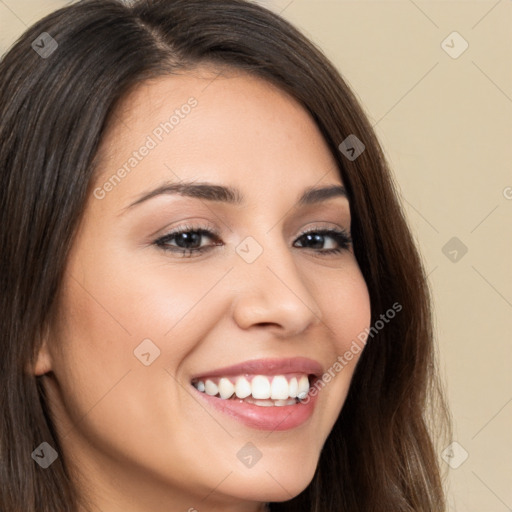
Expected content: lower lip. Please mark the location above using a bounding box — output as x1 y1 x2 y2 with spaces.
190 381 319 431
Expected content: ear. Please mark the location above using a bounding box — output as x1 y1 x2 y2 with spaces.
33 324 53 376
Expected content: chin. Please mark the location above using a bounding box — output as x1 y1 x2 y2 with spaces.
224 459 317 502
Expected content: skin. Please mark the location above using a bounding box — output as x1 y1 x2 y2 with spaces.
35 66 372 512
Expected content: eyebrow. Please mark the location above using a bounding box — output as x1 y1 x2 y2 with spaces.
123 180 348 212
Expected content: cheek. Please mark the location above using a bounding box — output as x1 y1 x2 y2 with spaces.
51 248 230 417
316 260 372 353
307 262 371 422
49 268 207 485
64 243 214 344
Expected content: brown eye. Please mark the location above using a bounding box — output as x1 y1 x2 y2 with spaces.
294 229 352 255
155 225 222 258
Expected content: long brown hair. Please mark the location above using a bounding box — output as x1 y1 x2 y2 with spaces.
0 0 451 510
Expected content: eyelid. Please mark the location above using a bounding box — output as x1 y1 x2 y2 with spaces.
151 219 219 239
298 222 351 237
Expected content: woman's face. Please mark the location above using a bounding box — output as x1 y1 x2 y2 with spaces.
36 67 371 512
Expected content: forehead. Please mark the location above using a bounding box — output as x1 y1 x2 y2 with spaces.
91 66 343 211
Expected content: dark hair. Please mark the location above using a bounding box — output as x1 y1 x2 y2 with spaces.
0 0 452 510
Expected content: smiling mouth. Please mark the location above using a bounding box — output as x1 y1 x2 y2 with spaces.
191 373 316 407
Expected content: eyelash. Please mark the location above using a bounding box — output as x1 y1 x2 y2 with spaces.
154 223 352 258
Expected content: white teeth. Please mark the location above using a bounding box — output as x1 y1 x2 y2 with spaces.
204 379 218 396
251 375 271 399
297 375 309 399
270 375 290 400
289 377 298 398
194 373 312 403
218 378 235 399
235 376 252 399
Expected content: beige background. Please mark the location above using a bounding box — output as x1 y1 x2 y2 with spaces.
1 1 511 510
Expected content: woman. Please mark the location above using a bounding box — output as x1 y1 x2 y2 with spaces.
0 0 452 511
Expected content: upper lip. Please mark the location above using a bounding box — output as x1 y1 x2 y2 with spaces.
190 357 324 381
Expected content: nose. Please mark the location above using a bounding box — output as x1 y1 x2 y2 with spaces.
230 235 323 337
